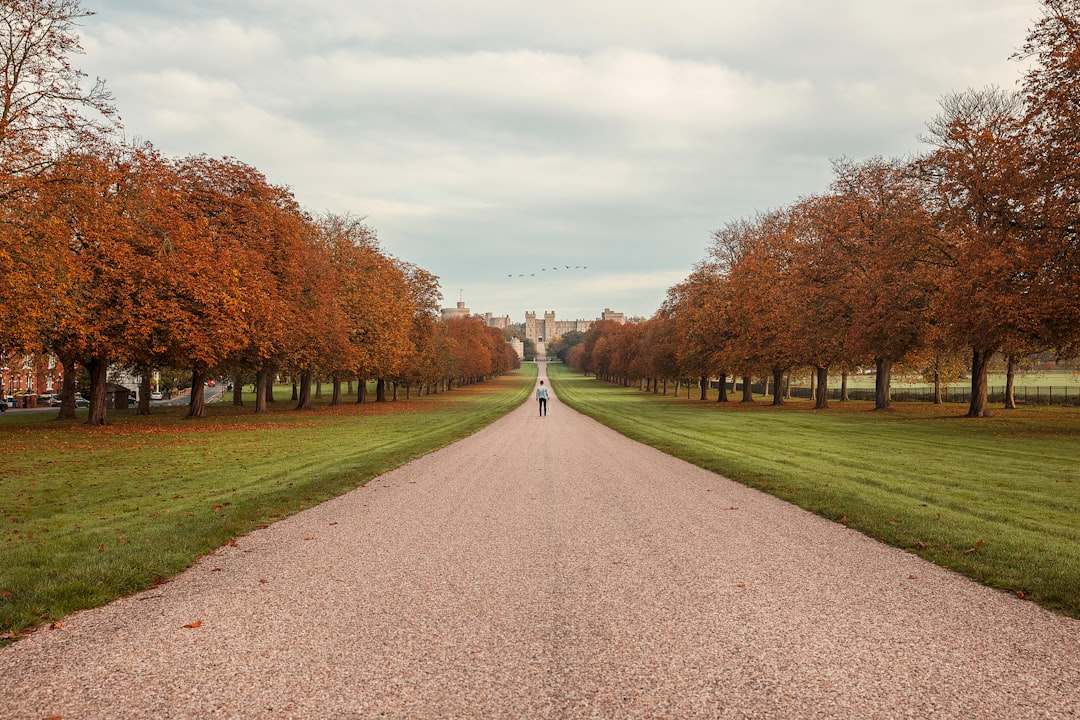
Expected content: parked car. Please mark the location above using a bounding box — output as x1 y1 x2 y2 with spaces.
207 380 216 387
47 396 63 407
150 390 163 401
74 396 89 408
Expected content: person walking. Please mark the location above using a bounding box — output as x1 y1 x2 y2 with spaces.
536 380 549 417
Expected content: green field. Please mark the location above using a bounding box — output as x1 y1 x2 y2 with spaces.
0 365 537 639
547 363 1080 618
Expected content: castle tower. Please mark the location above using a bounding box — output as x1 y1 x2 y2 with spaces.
525 311 538 342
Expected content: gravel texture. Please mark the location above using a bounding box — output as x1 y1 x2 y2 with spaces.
2 365 1079 719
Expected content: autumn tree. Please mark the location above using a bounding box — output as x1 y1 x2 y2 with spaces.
0 0 116 181
717 212 803 405
1016 0 1080 357
823 157 940 410
784 195 865 409
661 264 729 400
10 141 201 424
922 88 1029 417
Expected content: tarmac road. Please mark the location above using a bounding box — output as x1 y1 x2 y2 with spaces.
1 363 1078 719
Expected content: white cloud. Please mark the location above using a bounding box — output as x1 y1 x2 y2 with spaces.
78 0 1039 319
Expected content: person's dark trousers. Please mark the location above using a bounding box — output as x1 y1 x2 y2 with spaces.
539 398 547 416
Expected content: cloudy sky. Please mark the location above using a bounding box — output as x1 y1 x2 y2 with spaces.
79 0 1035 322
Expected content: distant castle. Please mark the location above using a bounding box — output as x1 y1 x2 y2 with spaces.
524 309 624 342
440 300 625 345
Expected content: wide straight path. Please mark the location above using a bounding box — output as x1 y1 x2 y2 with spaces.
2 364 1079 719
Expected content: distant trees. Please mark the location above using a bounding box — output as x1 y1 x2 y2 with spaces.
0 1 517 425
569 0 1080 418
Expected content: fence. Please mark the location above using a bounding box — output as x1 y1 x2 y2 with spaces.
776 384 1078 406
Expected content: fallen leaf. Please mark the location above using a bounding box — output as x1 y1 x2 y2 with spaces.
0 590 11 598
97 544 105 553
42 716 63 720
303 536 315 541
49 621 67 629
908 575 918 580
225 540 238 547
259 579 268 584
916 541 927 550
211 567 222 572
182 620 202 629
1016 590 1026 600
0 628 35 639
736 583 746 588
213 505 222 512
328 522 338 526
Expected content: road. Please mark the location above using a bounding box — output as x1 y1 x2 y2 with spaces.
1 362 1078 718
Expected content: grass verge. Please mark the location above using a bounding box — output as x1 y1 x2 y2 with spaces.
0 365 536 639
547 363 1080 619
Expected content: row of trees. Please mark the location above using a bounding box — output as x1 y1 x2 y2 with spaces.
0 0 518 425
569 0 1080 418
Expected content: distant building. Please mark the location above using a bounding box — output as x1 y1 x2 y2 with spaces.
524 309 625 343
601 308 625 324
442 300 625 346
483 312 512 330
441 300 471 320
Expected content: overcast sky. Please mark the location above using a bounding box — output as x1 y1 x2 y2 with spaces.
79 1 1035 322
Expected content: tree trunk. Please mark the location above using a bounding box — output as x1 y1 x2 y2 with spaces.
967 348 993 418
331 375 342 406
295 370 313 410
186 366 208 419
717 372 728 402
232 372 244 406
347 378 353 395
357 377 368 403
254 369 268 414
376 378 387 402
771 367 784 406
291 382 298 401
810 369 816 401
841 372 850 402
392 382 399 401
1004 356 1017 409
874 357 893 411
814 365 830 410
933 370 943 405
137 368 152 415
55 353 78 420
85 356 109 426
741 375 754 403
315 380 322 399
700 375 708 401
265 373 276 403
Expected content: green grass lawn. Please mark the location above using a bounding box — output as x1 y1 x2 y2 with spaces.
547 363 1080 619
0 365 536 639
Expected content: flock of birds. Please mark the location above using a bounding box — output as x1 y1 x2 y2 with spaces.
507 265 588 278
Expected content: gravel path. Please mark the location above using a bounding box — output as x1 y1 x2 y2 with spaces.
2 364 1079 719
